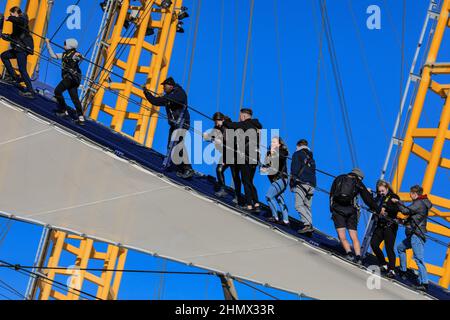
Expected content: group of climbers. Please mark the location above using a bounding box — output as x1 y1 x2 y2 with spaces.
0 6 432 293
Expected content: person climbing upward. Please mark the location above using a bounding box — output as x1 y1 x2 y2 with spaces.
0 6 35 98
262 136 290 226
46 38 85 125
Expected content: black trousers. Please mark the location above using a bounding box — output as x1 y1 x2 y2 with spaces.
168 126 192 173
54 78 83 116
1 49 33 92
370 223 398 270
216 163 241 193
238 164 259 206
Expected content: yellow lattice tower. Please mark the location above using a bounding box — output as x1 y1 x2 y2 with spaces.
29 231 127 300
0 0 51 77
392 0 450 288
84 0 183 148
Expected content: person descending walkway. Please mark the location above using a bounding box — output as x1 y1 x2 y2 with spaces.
392 185 431 292
223 108 262 212
203 112 242 199
290 139 317 234
144 77 194 179
262 137 290 226
46 38 85 125
329 168 379 264
0 6 34 98
370 180 400 278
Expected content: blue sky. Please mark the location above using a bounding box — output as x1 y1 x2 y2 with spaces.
0 0 448 299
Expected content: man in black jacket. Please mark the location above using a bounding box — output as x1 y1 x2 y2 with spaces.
0 6 34 98
290 139 317 234
144 77 194 179
329 168 379 263
223 108 262 211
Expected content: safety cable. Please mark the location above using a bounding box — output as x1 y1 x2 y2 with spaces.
346 0 389 141
186 0 202 94
49 0 83 41
319 0 359 167
0 260 281 300
0 263 213 275
0 259 101 300
0 278 26 299
239 0 255 111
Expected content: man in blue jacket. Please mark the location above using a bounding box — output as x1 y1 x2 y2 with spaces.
1 6 35 98
290 139 317 234
144 77 194 179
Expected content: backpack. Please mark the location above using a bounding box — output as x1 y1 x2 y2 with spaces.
332 175 358 206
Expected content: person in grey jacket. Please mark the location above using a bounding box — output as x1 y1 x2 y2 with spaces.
392 185 431 292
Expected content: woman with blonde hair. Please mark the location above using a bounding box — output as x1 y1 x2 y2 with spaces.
370 180 400 278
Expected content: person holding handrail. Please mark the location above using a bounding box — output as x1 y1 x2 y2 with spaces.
392 185 431 292
370 180 400 278
46 38 85 125
144 77 194 179
0 6 34 98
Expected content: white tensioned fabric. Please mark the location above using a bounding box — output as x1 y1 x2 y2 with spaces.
0 99 429 300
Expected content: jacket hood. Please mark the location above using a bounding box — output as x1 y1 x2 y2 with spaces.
248 118 262 129
65 38 78 50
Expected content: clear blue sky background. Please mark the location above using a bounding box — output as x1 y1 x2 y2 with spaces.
0 0 448 300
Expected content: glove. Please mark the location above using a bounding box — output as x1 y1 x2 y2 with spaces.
289 178 295 190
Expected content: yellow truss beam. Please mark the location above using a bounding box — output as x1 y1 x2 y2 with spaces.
87 0 183 148
33 230 127 300
392 0 450 289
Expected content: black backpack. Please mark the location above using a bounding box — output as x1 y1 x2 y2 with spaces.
332 175 358 206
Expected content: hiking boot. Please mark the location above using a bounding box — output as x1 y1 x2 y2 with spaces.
267 217 279 223
181 169 194 179
354 255 363 265
386 270 396 279
380 265 388 273
2 75 18 85
76 115 86 125
344 252 355 262
280 221 290 227
55 109 69 117
397 269 408 281
214 188 228 198
298 225 314 234
19 90 35 99
414 283 429 292
232 197 239 205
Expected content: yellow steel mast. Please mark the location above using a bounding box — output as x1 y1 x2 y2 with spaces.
82 0 183 148
387 0 450 288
